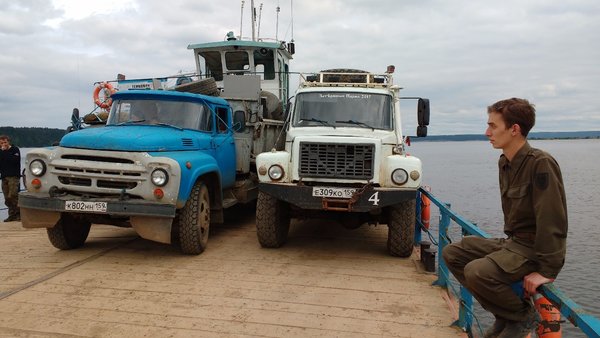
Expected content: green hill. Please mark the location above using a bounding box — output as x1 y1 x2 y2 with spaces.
0 127 66 147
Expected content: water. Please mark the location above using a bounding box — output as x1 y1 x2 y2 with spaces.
5 141 599 335
410 138 600 337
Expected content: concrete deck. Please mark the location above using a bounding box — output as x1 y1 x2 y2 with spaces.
0 206 465 337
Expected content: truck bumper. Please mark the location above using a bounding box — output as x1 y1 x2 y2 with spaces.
259 183 416 212
18 192 176 227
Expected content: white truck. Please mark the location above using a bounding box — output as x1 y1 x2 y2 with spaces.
255 68 429 257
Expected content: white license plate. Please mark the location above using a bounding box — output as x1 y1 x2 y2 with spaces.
65 201 108 213
312 187 357 198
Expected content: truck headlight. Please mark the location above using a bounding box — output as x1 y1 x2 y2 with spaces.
391 168 408 185
151 168 169 186
268 165 284 181
30 160 46 177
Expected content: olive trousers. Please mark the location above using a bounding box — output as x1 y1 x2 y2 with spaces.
2 176 20 218
442 236 537 321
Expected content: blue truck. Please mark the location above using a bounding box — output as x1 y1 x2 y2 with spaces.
18 33 293 254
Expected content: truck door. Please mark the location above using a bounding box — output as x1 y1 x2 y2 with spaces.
213 106 236 188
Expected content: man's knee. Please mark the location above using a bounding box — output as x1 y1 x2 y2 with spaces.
441 243 458 265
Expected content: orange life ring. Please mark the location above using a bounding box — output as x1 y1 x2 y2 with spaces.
421 194 431 229
93 82 116 109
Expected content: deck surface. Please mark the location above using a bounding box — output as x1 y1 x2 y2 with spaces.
0 206 465 337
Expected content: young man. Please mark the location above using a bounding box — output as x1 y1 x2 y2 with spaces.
0 135 22 222
442 98 568 338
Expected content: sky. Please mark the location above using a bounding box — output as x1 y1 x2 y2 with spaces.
0 0 599 135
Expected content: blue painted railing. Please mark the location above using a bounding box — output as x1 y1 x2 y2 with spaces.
416 187 600 338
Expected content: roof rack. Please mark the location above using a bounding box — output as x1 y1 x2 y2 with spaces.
299 69 393 88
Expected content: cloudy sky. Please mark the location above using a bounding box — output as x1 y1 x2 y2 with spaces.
1 0 599 135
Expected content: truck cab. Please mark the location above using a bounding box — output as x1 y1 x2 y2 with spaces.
255 69 430 257
19 32 294 255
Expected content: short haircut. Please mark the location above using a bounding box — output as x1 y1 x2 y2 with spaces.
0 135 10 142
487 98 536 137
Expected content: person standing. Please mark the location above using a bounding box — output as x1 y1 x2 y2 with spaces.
0 135 21 222
442 98 568 338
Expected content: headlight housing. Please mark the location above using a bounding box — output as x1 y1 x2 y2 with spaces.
151 168 169 186
391 168 408 185
30 159 46 177
268 164 284 181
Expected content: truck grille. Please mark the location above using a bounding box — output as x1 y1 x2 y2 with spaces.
52 154 143 191
299 142 374 179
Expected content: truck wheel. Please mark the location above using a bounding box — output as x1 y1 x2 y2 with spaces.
256 191 290 248
178 181 210 255
387 199 416 257
46 214 91 250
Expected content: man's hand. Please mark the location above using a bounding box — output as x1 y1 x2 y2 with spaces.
523 272 554 296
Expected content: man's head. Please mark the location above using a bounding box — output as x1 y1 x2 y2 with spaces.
0 135 11 150
487 98 536 137
485 98 535 155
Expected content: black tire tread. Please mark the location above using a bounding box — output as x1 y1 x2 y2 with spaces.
178 182 210 255
387 199 416 257
256 191 290 248
46 214 91 250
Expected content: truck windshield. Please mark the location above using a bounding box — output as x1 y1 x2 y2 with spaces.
107 99 212 131
293 92 392 130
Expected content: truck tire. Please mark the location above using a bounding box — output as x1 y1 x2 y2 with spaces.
46 214 91 250
175 78 219 96
387 199 416 257
256 191 290 248
178 181 210 255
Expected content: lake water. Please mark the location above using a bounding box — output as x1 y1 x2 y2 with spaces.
4 140 599 336
410 138 600 337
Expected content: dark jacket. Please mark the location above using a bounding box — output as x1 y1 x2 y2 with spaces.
497 142 568 279
0 145 21 178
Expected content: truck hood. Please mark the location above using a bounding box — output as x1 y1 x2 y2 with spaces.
287 127 398 144
60 126 212 152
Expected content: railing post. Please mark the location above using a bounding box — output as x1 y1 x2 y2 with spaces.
457 285 474 333
415 190 422 245
434 203 451 288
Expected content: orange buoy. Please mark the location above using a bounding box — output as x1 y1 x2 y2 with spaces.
93 82 116 109
421 193 431 229
533 294 562 337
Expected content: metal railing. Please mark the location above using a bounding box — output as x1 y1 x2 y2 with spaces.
416 187 600 338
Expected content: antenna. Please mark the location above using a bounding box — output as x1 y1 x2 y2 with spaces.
290 0 294 42
251 0 256 41
239 0 245 39
276 1 280 41
257 3 263 40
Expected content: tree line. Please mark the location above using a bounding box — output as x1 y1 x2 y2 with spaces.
0 127 66 147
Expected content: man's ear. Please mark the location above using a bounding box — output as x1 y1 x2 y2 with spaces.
512 124 521 136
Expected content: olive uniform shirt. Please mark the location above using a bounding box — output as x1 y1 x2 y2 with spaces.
496 142 568 279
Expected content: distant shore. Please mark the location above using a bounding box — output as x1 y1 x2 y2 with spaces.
411 130 600 142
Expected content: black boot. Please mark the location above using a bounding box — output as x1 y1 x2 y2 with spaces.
497 308 539 338
483 316 507 338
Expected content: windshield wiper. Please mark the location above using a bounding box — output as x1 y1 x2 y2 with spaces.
115 119 146 126
155 123 183 131
302 117 335 128
335 119 375 130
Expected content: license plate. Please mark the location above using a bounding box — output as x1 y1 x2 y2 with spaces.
65 201 108 213
312 187 357 198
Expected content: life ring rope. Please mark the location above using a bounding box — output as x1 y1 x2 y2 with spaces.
93 82 116 109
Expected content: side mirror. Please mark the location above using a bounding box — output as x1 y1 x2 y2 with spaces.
417 98 430 126
233 110 246 132
417 126 428 137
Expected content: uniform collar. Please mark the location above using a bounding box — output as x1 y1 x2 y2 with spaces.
500 141 531 170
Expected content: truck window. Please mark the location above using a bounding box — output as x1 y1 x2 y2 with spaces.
216 107 229 133
293 92 392 130
108 99 212 131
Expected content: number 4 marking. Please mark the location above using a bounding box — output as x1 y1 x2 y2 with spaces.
368 192 380 206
